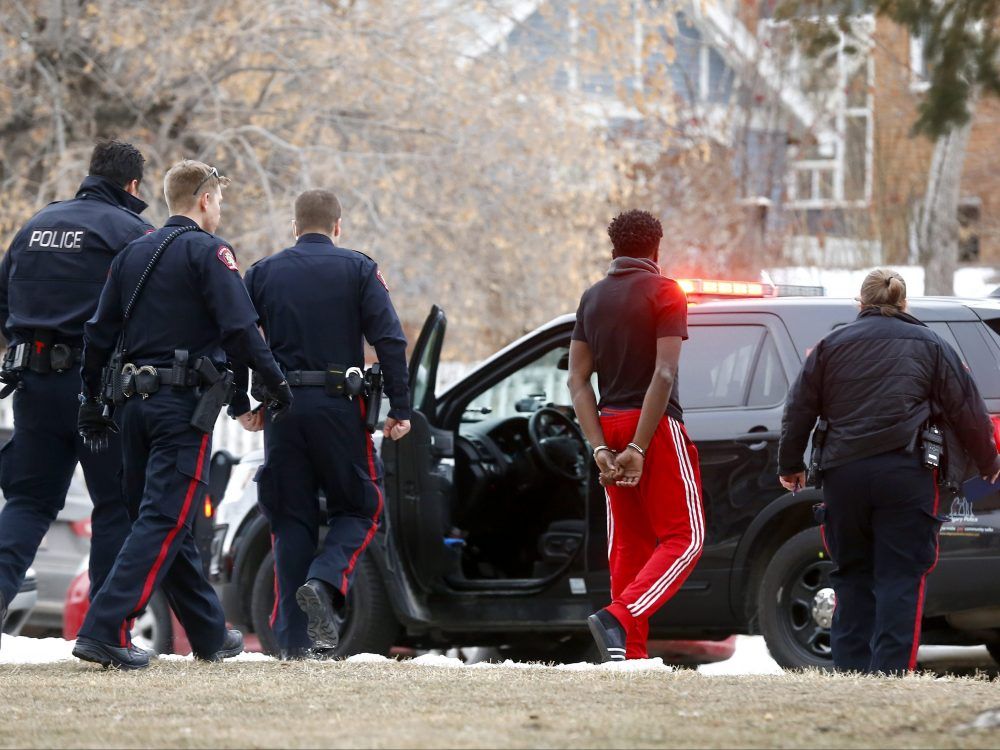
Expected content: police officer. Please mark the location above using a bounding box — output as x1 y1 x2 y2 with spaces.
240 189 410 658
72 160 292 669
0 140 152 646
778 268 1000 675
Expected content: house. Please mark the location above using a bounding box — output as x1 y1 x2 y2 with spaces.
478 1 999 269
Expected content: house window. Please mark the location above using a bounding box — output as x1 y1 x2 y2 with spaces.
959 198 981 263
763 16 875 209
910 33 931 92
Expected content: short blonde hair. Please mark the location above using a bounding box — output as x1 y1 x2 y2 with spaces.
163 160 231 214
859 268 907 316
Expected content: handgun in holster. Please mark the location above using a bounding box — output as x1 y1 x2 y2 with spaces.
807 417 828 489
100 344 126 407
0 343 30 398
363 364 383 434
190 357 235 434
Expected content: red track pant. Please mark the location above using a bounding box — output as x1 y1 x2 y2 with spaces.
600 410 705 659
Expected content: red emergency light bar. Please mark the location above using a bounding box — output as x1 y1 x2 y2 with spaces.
676 278 774 298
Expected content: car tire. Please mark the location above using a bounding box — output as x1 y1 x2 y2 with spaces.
131 591 173 655
757 527 835 670
250 550 399 657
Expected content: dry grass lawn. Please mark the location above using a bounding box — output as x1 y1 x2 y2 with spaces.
2 660 1000 748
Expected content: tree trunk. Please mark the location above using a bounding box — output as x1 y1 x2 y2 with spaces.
916 98 977 295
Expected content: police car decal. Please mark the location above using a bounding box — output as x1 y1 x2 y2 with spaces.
376 269 389 291
217 245 239 271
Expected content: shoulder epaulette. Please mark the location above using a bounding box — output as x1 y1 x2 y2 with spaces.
347 247 375 263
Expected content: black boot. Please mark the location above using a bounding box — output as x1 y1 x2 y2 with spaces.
195 629 244 662
295 578 340 650
73 636 151 670
587 609 627 663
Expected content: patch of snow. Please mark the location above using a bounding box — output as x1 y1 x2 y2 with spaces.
698 636 783 676
409 653 467 669
346 653 391 664
0 635 76 664
158 651 273 662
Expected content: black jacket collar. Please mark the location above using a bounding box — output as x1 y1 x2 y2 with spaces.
857 307 926 327
75 175 148 215
295 233 335 247
164 215 201 229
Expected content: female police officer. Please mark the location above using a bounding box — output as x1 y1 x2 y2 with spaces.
778 268 1000 675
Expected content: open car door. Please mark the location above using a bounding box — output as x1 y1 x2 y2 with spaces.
381 305 454 591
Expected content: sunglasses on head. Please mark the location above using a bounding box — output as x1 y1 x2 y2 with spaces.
192 167 219 197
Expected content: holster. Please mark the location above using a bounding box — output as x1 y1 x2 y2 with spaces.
806 418 828 489
190 358 235 433
363 364 383 433
101 345 126 407
28 329 53 374
0 343 30 398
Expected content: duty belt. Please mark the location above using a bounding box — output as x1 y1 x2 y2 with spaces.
284 370 332 387
120 363 219 398
2 332 82 375
284 366 365 397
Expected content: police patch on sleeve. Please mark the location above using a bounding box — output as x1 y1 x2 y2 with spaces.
376 269 389 291
217 245 239 271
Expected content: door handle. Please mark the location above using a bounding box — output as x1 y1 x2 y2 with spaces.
733 431 779 451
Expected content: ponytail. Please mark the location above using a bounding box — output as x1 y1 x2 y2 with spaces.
859 268 906 316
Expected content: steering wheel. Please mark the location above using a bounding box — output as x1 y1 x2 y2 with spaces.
527 407 588 482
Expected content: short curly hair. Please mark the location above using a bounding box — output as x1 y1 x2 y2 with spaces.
607 209 663 258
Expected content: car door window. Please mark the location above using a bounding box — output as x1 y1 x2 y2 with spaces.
681 326 764 409
461 346 576 427
747 334 788 408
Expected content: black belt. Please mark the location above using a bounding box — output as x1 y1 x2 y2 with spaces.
285 370 329 387
122 364 203 396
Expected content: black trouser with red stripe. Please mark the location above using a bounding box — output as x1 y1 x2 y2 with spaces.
820 448 944 675
78 389 226 654
256 388 383 652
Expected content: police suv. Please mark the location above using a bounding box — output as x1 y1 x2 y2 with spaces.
210 287 1000 668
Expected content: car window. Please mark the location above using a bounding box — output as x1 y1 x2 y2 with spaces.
949 322 1000 399
461 346 581 426
412 322 443 411
925 322 963 357
680 326 764 409
747 334 788 407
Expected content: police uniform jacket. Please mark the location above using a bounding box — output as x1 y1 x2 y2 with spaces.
244 233 410 420
778 308 1000 481
0 176 153 345
82 215 284 413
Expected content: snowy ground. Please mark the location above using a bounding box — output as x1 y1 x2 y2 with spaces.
3 633 989 674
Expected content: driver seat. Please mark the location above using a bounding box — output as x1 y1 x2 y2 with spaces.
532 519 585 578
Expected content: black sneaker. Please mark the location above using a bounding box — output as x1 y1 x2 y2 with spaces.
195 629 244 662
587 609 627 663
73 636 151 670
296 579 340 650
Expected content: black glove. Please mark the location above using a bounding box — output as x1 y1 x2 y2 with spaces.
264 381 293 421
78 398 119 453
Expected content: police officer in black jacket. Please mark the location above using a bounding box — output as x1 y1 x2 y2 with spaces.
72 160 292 670
778 268 1000 675
240 189 410 658
0 141 152 646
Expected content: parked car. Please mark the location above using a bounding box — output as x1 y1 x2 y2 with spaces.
3 567 38 639
0 474 94 634
210 293 1000 668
